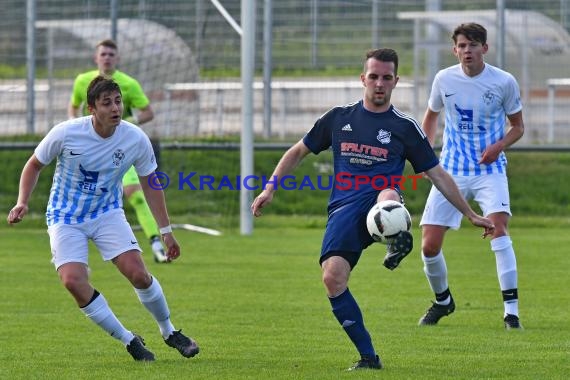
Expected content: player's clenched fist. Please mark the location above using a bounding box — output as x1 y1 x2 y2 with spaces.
7 204 28 224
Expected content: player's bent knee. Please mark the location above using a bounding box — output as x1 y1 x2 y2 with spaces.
60 274 89 295
57 263 89 293
421 241 441 257
60 276 80 291
322 272 347 295
377 188 403 203
129 270 152 289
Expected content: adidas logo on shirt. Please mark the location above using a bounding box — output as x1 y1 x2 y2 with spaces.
341 124 353 132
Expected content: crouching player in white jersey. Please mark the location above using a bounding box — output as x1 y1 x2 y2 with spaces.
7 76 200 361
418 23 525 329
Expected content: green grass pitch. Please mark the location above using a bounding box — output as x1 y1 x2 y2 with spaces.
1 215 569 379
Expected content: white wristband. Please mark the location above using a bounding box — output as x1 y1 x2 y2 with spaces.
159 225 172 235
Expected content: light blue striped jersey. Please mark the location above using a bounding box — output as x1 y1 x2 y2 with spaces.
428 63 522 176
34 116 157 226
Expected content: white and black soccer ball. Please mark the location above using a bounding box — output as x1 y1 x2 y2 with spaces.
366 200 412 243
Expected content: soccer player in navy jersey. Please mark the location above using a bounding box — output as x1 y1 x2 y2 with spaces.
251 48 495 370
418 23 525 330
8 77 199 361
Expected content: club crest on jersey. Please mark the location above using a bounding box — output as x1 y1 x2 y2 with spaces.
112 149 125 166
482 90 496 105
377 129 391 144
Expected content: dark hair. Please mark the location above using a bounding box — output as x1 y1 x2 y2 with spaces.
86 76 122 108
96 39 118 51
364 48 399 75
452 23 487 45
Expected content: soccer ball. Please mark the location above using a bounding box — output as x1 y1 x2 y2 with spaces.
366 200 412 243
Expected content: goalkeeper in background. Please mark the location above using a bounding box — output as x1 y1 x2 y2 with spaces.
68 39 168 263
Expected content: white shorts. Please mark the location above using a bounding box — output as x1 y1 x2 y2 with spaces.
420 173 512 230
47 208 142 269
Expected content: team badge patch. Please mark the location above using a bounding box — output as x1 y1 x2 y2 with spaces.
377 129 391 144
482 90 495 105
112 149 125 166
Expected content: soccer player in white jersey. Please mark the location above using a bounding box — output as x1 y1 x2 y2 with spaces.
7 76 200 361
418 23 525 329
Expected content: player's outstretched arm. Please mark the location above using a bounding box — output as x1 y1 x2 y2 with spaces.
425 165 494 237
251 140 311 217
7 155 44 224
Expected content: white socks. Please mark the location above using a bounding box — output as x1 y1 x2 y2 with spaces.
134 277 176 339
422 236 519 317
422 252 450 305
491 236 518 290
491 236 519 317
80 292 134 345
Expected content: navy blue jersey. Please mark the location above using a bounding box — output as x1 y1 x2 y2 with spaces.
303 101 439 214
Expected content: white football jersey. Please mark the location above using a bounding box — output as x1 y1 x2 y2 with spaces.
428 63 522 176
35 116 157 226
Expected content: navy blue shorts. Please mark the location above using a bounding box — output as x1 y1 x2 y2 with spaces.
319 199 376 268
319 189 405 269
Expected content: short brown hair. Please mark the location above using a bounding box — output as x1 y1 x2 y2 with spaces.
452 23 487 45
87 76 121 108
364 48 399 76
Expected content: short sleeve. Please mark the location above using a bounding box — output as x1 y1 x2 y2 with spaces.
133 132 158 177
402 121 439 173
427 71 444 113
34 124 65 165
406 138 439 173
503 74 523 116
303 108 335 154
